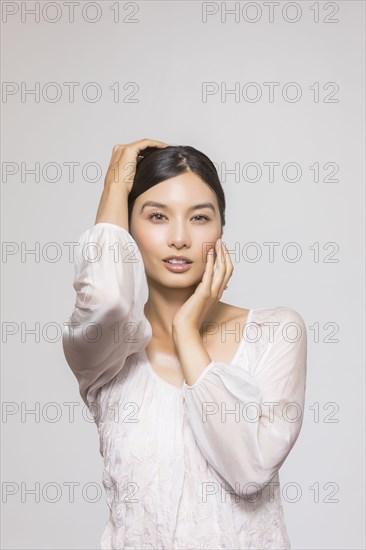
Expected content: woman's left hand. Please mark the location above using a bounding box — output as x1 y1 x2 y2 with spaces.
172 239 234 334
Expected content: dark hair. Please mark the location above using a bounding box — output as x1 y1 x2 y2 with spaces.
128 145 226 228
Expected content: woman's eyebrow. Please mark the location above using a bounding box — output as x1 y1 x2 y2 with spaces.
140 201 216 213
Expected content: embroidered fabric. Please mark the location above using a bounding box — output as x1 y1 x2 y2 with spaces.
62 222 307 550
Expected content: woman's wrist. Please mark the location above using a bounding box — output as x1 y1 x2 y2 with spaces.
95 183 130 228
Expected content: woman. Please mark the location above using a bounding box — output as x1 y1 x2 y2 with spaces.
62 138 307 549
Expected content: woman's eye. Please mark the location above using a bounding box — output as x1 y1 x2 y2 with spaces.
193 215 210 222
149 212 166 221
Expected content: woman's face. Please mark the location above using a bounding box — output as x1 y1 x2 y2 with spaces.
129 171 223 290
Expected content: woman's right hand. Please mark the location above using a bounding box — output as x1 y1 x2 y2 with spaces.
104 138 169 193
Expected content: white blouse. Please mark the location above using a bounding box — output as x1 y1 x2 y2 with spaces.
62 222 307 550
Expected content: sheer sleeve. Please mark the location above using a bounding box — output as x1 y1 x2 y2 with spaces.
183 307 307 497
62 222 152 408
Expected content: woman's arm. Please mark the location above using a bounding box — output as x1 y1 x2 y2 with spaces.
62 139 168 408
181 307 307 498
62 223 152 409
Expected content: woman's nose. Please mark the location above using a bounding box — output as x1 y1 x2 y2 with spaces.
167 225 191 248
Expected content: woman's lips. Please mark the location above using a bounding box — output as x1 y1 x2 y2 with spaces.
162 260 193 273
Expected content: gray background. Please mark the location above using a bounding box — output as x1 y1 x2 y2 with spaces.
2 1 365 548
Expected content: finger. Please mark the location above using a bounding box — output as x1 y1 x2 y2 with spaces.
200 248 216 290
218 242 233 294
211 239 228 294
112 141 169 161
133 141 170 168
134 139 169 153
212 241 233 296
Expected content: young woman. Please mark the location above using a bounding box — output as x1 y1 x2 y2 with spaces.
62 138 307 549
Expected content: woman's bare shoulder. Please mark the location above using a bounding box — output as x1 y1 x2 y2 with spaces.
214 301 251 326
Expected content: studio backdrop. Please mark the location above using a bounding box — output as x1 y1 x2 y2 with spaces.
2 1 365 549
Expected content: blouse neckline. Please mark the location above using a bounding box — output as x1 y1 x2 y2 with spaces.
142 308 255 393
